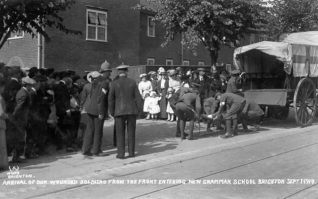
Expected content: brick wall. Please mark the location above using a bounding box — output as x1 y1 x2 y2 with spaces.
44 0 141 74
0 34 38 68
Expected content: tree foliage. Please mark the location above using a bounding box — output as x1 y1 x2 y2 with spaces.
0 0 80 49
267 0 318 39
139 0 268 65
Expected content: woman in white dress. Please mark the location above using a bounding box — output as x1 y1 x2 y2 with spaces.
138 73 153 99
168 69 181 92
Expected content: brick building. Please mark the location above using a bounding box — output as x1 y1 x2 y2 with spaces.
0 0 262 74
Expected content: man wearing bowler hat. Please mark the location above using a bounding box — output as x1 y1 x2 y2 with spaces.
108 65 143 159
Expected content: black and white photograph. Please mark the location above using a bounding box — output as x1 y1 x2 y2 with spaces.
0 0 318 198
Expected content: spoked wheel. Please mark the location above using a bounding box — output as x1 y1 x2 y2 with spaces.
293 78 317 127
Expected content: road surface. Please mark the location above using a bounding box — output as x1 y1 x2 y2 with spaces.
0 117 317 199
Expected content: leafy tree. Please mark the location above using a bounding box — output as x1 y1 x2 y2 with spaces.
267 0 318 40
0 0 80 49
139 0 268 66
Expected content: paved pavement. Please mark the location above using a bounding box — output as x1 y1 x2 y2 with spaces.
0 116 318 199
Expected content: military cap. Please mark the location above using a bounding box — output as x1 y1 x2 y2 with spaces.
116 65 129 70
197 68 206 72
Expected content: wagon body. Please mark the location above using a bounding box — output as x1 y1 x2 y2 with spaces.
234 31 318 126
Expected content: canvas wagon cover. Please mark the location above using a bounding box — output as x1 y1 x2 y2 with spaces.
234 31 318 77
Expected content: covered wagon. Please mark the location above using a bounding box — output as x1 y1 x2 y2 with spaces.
233 31 318 126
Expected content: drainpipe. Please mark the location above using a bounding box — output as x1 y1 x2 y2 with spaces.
37 33 44 69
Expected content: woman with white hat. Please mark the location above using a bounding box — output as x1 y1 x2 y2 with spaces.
138 73 152 99
168 69 181 91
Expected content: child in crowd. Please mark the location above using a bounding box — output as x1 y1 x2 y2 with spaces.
143 91 151 120
147 91 161 120
166 88 176 122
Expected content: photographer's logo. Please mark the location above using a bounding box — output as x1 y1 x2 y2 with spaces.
7 166 20 178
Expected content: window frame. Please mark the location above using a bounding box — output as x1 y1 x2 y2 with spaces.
183 60 190 66
147 16 156 37
8 31 24 40
147 58 155 66
166 59 173 66
86 8 108 42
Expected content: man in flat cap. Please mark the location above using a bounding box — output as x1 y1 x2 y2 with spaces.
108 65 143 159
7 77 34 162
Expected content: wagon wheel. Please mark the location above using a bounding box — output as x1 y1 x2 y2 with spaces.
293 78 317 127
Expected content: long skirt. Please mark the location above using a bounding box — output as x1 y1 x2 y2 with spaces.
159 98 167 119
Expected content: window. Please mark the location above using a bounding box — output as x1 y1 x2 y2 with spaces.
147 58 155 66
147 16 155 37
166 59 173 66
86 9 108 42
183 60 190 66
198 61 205 66
8 31 24 40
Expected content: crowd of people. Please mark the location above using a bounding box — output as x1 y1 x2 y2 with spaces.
0 60 265 166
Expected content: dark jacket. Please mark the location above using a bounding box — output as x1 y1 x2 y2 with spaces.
54 81 71 117
85 78 106 116
13 87 31 126
226 76 242 94
3 78 21 114
108 76 143 117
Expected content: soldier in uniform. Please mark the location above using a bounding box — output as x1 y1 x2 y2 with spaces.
226 70 243 96
108 65 143 159
99 61 112 148
215 93 247 138
174 85 201 140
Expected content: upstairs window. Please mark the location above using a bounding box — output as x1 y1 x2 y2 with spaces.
166 59 173 66
8 30 24 40
147 16 155 37
86 9 108 42
198 61 205 66
147 58 155 65
183 60 190 66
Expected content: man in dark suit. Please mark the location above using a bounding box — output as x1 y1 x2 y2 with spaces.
9 77 34 162
108 65 143 159
54 76 73 150
82 71 105 156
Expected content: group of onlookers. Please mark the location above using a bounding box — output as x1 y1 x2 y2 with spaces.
0 60 266 168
